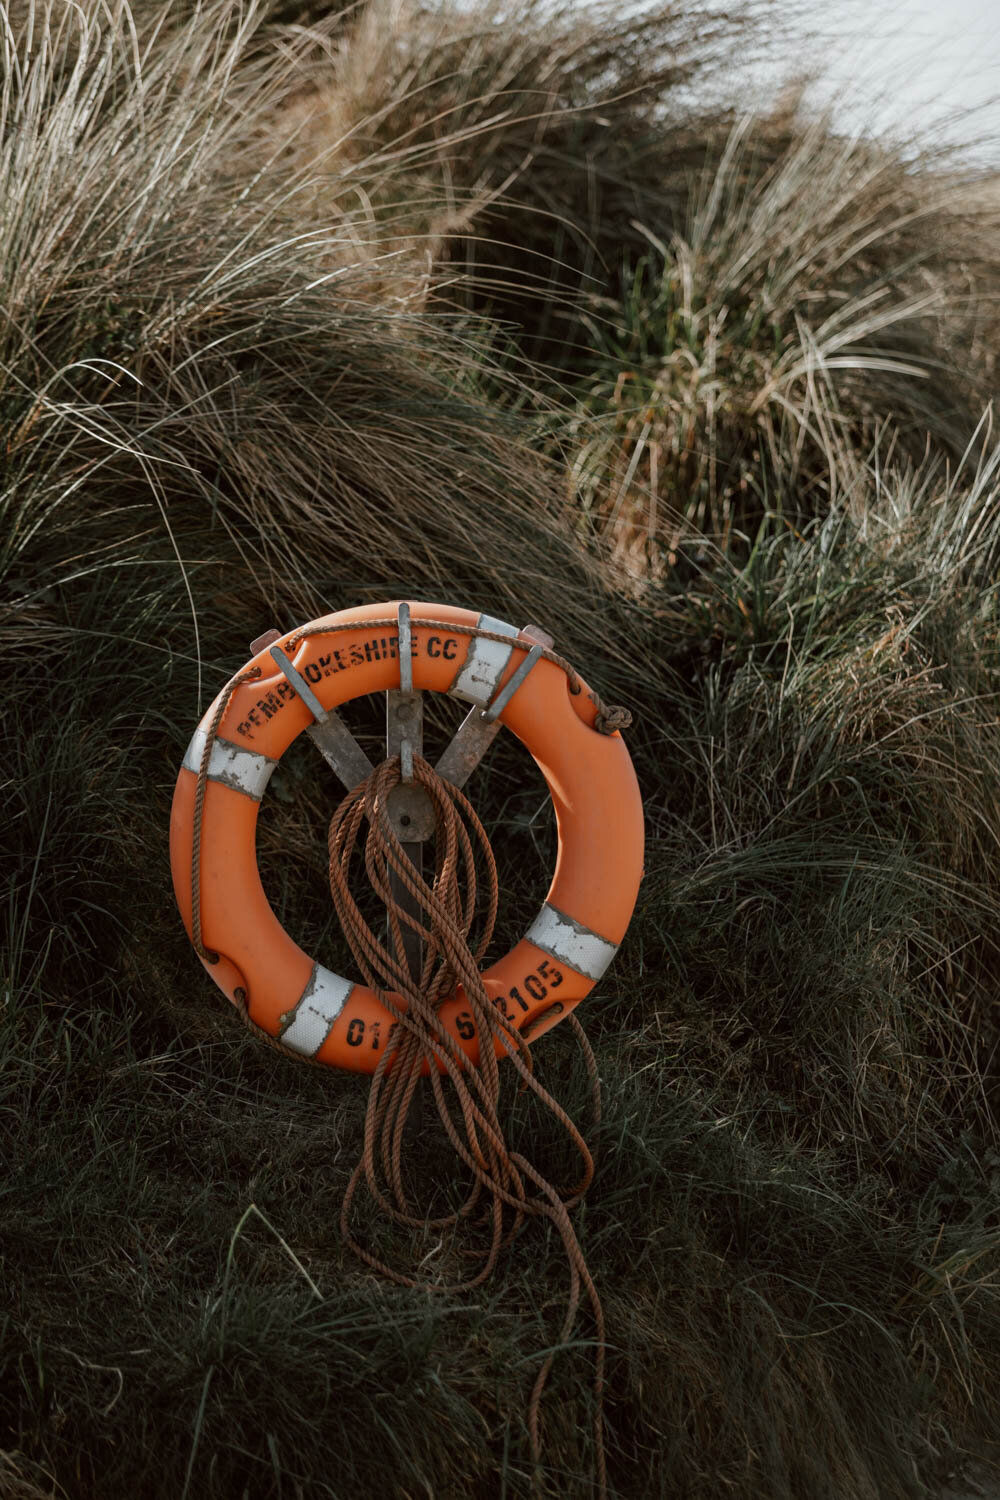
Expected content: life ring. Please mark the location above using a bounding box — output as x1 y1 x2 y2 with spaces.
169 601 643 1073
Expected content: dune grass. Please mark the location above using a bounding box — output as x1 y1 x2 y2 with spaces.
2 1 1000 1496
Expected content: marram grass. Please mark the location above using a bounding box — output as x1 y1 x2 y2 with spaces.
2 2 1000 1497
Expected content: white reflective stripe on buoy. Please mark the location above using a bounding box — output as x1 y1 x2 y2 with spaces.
279 964 353 1055
449 614 519 705
182 727 277 801
525 903 618 981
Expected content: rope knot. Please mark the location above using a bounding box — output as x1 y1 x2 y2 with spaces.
595 703 632 734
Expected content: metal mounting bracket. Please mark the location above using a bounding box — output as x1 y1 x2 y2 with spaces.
270 644 374 792
434 621 554 788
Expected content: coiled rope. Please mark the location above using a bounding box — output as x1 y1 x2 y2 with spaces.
327 753 608 1495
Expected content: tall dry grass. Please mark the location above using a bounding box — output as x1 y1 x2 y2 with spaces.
2 2 1000 1497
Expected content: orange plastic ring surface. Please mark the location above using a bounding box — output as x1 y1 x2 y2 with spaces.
169 601 644 1073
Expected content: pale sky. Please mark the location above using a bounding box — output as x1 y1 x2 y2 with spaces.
760 0 1000 161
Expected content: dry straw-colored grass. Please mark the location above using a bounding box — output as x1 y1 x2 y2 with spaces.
280 1 1000 575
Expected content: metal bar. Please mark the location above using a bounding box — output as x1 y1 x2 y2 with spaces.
392 604 416 782
270 645 328 721
386 689 423 787
388 617 425 1127
386 687 426 981
434 622 554 788
270 645 374 791
482 642 544 722
434 706 502 789
397 601 413 693
304 718 375 795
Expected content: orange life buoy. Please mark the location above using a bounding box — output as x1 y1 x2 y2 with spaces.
169 601 643 1072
